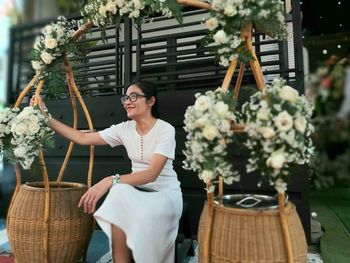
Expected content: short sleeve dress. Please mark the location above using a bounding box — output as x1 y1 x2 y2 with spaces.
94 119 183 263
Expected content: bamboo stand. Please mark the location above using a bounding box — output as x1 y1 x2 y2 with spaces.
6 1 296 261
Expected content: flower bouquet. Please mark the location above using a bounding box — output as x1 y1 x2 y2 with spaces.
203 0 288 67
0 106 54 170
241 78 314 193
183 87 239 191
0 107 19 153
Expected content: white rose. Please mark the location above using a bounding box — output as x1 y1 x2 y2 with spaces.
131 9 140 18
259 127 275 139
224 5 237 17
213 30 228 44
294 115 307 133
201 170 214 184
195 117 209 127
106 1 117 14
205 17 219 31
203 125 218 140
266 152 285 169
29 123 40 135
279 85 299 102
14 123 27 136
31 61 41 71
40 51 54 64
29 114 39 124
44 38 58 49
275 111 293 132
195 96 209 111
14 146 27 158
99 5 107 17
214 101 228 117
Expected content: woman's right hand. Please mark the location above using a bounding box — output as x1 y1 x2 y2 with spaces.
30 95 49 117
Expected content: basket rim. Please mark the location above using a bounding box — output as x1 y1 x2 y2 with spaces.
22 181 87 191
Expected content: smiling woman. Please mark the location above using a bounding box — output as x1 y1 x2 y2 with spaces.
35 80 182 263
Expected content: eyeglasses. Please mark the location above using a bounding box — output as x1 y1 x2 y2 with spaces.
120 93 147 104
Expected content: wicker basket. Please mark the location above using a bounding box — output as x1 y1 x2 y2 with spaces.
197 194 307 263
7 182 93 263
6 53 96 262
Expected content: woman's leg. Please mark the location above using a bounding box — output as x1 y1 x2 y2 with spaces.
111 224 132 263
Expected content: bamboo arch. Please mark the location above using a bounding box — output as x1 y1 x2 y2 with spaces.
6 1 295 262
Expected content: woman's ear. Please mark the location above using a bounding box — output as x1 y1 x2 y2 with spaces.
147 96 156 107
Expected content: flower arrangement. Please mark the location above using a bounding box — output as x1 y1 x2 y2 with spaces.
0 106 55 170
183 88 239 192
30 16 79 97
0 107 19 151
241 78 314 193
203 0 288 67
82 0 182 31
306 56 350 189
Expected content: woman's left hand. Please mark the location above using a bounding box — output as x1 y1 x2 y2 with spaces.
78 177 112 213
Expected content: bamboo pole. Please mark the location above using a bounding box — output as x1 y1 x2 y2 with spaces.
57 80 78 182
63 57 95 188
234 63 245 98
203 182 215 263
278 193 294 263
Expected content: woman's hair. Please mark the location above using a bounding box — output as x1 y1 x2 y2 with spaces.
126 80 159 118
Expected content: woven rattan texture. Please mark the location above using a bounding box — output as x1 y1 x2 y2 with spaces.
198 202 307 263
7 182 94 263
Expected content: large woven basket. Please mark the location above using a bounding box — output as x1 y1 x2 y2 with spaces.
6 50 96 262
7 182 93 263
197 195 307 263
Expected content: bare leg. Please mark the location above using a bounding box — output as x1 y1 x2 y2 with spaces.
111 224 132 263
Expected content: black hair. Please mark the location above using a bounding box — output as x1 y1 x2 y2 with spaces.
126 80 159 118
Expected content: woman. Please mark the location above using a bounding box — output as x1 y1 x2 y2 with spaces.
34 81 183 263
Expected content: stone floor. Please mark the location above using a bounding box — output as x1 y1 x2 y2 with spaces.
0 219 323 263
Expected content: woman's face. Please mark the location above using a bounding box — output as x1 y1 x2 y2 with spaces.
122 85 153 119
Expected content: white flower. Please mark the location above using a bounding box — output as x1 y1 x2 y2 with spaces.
13 123 27 136
259 127 275 139
224 5 237 17
203 125 218 140
274 178 287 193
266 152 286 169
99 5 107 17
205 17 219 31
201 170 214 184
106 1 117 14
44 38 58 49
214 101 228 117
294 115 307 133
14 147 27 158
311 212 317 218
31 61 41 71
132 0 144 9
40 51 54 64
257 108 270 120
275 111 293 132
213 30 228 44
29 123 40 135
279 85 299 102
195 117 209 127
195 96 209 111
43 25 53 34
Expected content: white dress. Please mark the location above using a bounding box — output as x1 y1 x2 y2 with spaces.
94 119 183 263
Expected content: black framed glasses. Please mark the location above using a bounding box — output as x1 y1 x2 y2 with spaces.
120 93 147 104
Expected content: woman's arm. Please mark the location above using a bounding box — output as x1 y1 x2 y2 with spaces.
79 153 168 213
33 95 107 146
48 117 107 146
